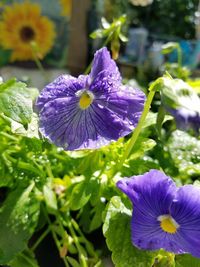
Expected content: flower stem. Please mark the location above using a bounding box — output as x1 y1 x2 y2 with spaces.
33 55 49 83
71 219 97 258
31 227 50 251
118 80 160 170
176 44 182 78
68 221 88 267
45 162 54 179
0 131 18 141
42 206 69 267
20 252 38 266
30 42 49 83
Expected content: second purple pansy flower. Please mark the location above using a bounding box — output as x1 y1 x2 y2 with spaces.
117 170 200 258
36 47 145 150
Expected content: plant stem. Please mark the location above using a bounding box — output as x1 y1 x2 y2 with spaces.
20 252 37 267
31 227 50 251
42 207 69 267
0 131 18 141
33 55 49 83
71 219 97 258
30 42 49 83
45 162 54 179
176 44 182 78
68 221 88 267
118 81 159 170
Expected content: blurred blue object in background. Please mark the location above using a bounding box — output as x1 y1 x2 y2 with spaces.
168 40 193 66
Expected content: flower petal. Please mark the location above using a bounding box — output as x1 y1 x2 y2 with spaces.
90 62 146 129
36 74 87 111
117 170 177 215
170 185 200 258
96 85 146 128
39 97 79 149
90 47 121 82
117 170 183 253
131 207 184 253
39 96 116 150
89 102 131 140
90 69 121 99
169 108 200 133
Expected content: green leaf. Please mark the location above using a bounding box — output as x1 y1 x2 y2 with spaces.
143 112 172 129
161 42 178 54
89 201 105 232
187 79 200 94
67 256 80 267
129 137 156 160
160 77 200 113
164 63 190 80
122 157 160 177
90 14 127 42
11 113 39 138
0 79 35 125
94 261 103 267
119 33 128 42
175 254 200 267
69 180 92 210
9 249 39 267
168 130 200 179
0 183 40 264
90 29 104 39
103 196 155 267
43 181 58 214
101 17 110 29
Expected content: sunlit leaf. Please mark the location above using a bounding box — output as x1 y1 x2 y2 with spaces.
43 180 58 214
101 17 110 29
103 196 155 267
0 79 37 125
11 113 39 138
9 248 39 267
162 42 178 54
168 130 200 179
0 183 40 264
175 254 200 267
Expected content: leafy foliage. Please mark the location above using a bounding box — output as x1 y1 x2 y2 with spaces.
0 183 40 264
0 79 37 125
103 196 156 267
175 254 200 267
9 249 39 267
0 60 199 267
104 0 198 39
168 130 200 179
90 15 128 59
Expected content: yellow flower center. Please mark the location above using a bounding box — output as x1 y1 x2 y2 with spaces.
20 26 35 43
157 215 179 234
79 92 93 110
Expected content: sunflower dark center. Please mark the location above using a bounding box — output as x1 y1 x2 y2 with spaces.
20 26 35 42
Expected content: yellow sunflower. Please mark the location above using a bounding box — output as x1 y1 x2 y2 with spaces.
59 0 72 17
0 2 55 61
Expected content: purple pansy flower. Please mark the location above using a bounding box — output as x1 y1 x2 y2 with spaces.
36 47 145 150
117 169 200 258
169 108 200 134
160 77 200 134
